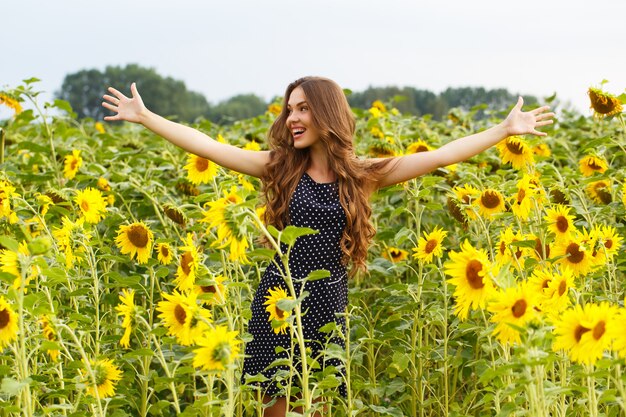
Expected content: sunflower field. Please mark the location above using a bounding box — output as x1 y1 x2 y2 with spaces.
0 77 626 417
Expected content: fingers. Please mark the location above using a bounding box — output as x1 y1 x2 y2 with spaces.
130 82 139 98
536 120 553 127
531 105 551 115
536 112 555 121
107 86 128 100
532 129 548 137
102 101 117 112
514 96 524 110
103 115 119 121
103 94 120 105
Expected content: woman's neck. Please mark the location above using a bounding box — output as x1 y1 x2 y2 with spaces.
307 144 335 182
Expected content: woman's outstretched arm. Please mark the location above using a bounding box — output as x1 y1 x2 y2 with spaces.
375 97 555 188
102 83 270 178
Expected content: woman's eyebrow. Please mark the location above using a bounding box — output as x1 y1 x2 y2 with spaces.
287 101 308 109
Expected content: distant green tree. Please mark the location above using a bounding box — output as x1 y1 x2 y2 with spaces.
208 94 268 124
56 64 211 122
348 85 538 119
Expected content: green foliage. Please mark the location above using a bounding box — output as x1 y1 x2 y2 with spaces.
348 85 540 119
56 64 212 122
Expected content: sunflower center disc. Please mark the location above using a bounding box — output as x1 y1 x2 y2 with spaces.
195 157 209 172
181 252 193 275
425 239 437 254
481 191 501 209
574 325 590 342
556 216 569 233
128 225 149 248
506 141 524 155
174 304 187 325
0 308 9 328
511 299 527 318
465 260 485 289
566 243 584 264
593 321 606 340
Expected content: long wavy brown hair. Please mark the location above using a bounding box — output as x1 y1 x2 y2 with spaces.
262 76 396 274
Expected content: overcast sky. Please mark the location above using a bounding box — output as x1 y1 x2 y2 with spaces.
4 0 625 119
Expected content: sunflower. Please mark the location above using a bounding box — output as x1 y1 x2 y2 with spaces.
184 154 217 185
544 205 576 241
525 233 552 261
494 227 525 268
370 126 384 139
97 177 111 191
0 242 36 291
53 216 90 269
496 136 534 170
406 139 433 154
579 155 608 177
75 188 107 224
533 143 551 157
115 222 154 264
413 226 447 264
488 282 538 345
268 103 282 116
368 142 396 157
609 302 626 359
193 325 241 373
238 174 255 191
552 231 595 277
383 247 409 263
586 180 612 204
115 289 137 349
0 179 19 224
510 175 536 220
264 286 293 335
452 184 481 221
444 240 497 320
63 149 83 180
157 290 212 346
196 275 227 305
244 140 261 151
84 359 123 398
0 92 23 115
155 242 174 265
201 187 249 263
542 268 576 315
39 315 59 361
163 204 187 226
527 267 554 308
475 188 506 218
175 234 200 291
588 87 623 118
555 302 616 365
0 296 18 349
591 225 622 264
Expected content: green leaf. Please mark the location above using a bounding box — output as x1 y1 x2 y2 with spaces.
0 236 18 252
305 269 331 281
276 298 298 312
1 377 31 397
279 225 318 246
53 99 76 117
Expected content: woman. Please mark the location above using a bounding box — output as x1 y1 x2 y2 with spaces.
102 76 554 416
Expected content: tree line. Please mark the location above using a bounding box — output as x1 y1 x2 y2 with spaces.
57 64 538 123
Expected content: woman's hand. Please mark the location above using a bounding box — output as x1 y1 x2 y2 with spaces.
502 96 555 137
102 82 147 124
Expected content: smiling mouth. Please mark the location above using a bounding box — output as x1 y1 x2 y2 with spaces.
292 128 306 139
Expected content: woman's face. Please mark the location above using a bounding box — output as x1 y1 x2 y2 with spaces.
286 87 321 149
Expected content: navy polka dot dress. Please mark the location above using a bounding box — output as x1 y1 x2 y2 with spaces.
242 172 348 397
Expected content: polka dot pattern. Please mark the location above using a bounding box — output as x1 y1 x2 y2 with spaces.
242 172 348 397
